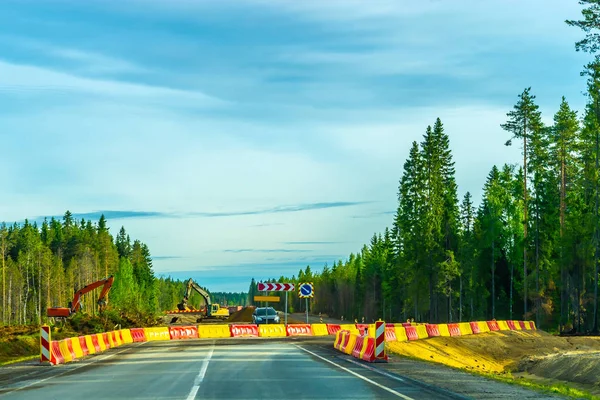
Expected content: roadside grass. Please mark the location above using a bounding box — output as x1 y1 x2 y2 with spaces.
0 355 37 366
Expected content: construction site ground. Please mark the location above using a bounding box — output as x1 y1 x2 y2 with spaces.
386 330 600 398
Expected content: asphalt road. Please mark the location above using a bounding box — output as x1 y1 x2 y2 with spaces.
0 338 457 400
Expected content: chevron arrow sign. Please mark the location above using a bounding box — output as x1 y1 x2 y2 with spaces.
257 282 295 292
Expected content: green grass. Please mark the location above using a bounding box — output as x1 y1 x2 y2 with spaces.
484 372 599 400
0 354 38 366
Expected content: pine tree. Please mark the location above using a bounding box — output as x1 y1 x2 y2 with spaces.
501 87 544 318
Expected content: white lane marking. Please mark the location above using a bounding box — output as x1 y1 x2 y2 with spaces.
295 346 414 400
186 346 214 400
0 342 147 397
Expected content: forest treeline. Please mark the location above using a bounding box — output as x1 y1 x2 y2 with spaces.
0 212 244 326
248 5 600 332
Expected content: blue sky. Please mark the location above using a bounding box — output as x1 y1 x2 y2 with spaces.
0 0 591 292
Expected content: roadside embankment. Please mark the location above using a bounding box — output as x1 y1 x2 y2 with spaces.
387 330 600 398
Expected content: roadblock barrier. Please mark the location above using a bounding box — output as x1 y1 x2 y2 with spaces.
333 330 346 350
497 320 510 331
523 321 532 330
361 336 376 362
311 324 329 336
110 331 120 346
405 326 419 341
470 322 480 334
198 324 231 338
340 324 360 335
415 325 429 339
59 340 74 362
438 324 451 337
507 320 517 330
529 321 537 330
169 326 199 340
458 322 473 336
286 324 313 336
339 330 351 352
79 336 89 356
425 324 441 337
71 337 84 358
352 335 365 359
102 333 111 349
487 320 500 331
477 321 490 333
518 321 526 330
259 324 287 338
121 329 134 344
51 341 64 365
230 324 259 337
84 336 96 355
130 328 147 342
144 327 171 341
448 323 461 337
344 332 357 355
356 324 369 336
394 326 408 342
385 326 397 341
327 324 342 335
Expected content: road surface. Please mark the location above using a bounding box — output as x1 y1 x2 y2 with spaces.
0 337 563 399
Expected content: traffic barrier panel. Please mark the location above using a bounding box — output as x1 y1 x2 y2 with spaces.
425 324 441 337
66 339 77 360
40 325 51 364
169 326 199 340
102 333 112 349
327 324 341 335
523 321 532 330
286 324 313 336
352 335 365 359
130 328 146 342
497 320 510 331
438 324 451 337
339 331 351 352
311 324 329 336
401 322 412 328
359 335 370 359
362 337 378 362
198 324 231 339
470 322 481 334
340 324 360 335
385 326 397 341
506 320 517 330
111 331 121 346
230 324 259 337
333 330 345 350
71 337 84 358
258 324 287 338
405 326 419 341
119 329 133 344
144 327 171 341
59 340 73 362
51 341 64 365
477 321 490 333
529 321 537 330
394 326 408 342
448 323 461 337
518 321 526 330
458 322 473 335
91 334 103 352
78 336 89 357
487 320 500 331
356 324 369 336
344 334 357 355
84 336 96 355
415 325 429 339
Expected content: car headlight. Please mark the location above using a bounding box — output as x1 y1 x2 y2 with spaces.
274 316 280 322
256 317 263 321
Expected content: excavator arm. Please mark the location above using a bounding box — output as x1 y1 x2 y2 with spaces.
48 275 114 318
177 278 212 311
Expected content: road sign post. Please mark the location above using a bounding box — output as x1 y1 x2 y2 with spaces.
257 282 295 326
298 283 314 324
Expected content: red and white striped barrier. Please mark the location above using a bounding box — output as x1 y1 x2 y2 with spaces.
40 325 51 364
374 321 388 362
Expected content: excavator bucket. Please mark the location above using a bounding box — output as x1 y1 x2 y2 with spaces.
47 307 71 318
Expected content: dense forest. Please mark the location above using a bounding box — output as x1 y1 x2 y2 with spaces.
0 212 240 326
249 5 600 332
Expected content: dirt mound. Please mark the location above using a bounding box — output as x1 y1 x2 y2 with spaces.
227 307 255 323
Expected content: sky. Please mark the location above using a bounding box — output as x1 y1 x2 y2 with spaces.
0 0 592 292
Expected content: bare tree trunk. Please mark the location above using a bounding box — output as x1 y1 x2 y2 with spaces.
523 120 529 319
593 121 599 333
536 199 541 328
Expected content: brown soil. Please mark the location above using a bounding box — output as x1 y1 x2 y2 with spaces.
387 330 600 396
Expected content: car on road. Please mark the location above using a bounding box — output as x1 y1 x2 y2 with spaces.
252 307 280 324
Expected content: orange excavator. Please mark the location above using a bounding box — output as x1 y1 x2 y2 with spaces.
47 275 114 318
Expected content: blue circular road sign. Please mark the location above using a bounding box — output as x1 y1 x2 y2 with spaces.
299 283 313 298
